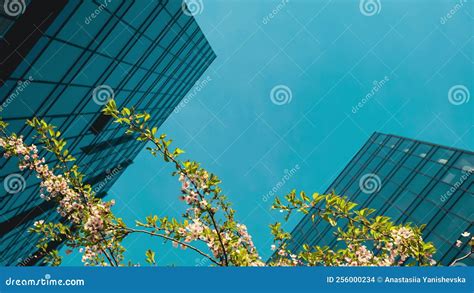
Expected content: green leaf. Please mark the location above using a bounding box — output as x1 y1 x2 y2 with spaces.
173 148 185 156
145 249 155 265
122 108 131 116
300 191 309 202
144 113 151 122
347 202 358 211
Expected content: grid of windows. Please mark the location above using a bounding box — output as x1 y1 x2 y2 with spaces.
0 0 216 265
276 133 473 266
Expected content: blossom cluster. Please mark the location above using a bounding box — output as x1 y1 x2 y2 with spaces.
236 223 257 254
391 226 416 246
1 135 84 222
178 173 205 207
183 218 206 242
80 246 105 266
176 168 264 265
0 134 117 266
455 231 471 247
84 204 110 240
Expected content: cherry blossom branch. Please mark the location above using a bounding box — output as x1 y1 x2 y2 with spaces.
127 123 229 266
1 119 123 267
272 192 435 266
53 160 119 267
118 227 221 266
36 127 120 267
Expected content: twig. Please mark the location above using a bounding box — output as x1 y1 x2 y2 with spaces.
131 124 230 266
450 251 472 266
121 227 221 266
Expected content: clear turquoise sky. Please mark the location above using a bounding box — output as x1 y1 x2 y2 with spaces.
62 0 473 266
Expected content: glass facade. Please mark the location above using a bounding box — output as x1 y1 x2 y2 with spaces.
0 0 215 266
279 132 473 266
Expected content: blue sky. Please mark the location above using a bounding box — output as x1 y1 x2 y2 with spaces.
61 0 473 266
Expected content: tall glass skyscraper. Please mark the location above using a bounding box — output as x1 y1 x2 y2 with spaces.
279 132 473 266
0 0 215 266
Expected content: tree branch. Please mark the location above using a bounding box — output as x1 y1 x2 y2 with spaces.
120 227 221 266
131 124 229 266
450 251 472 266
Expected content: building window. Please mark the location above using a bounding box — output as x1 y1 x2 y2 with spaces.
81 135 134 154
89 113 112 135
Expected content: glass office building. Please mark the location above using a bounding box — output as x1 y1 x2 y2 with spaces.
0 0 215 265
279 132 473 266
